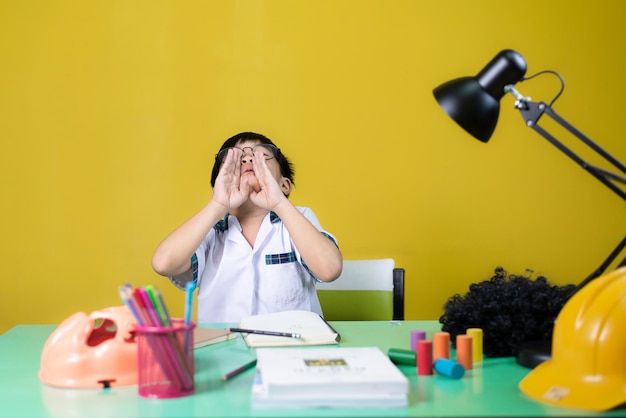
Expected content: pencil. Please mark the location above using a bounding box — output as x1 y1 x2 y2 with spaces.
227 327 302 339
221 359 257 381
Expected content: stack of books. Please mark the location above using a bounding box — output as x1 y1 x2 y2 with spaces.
251 346 409 408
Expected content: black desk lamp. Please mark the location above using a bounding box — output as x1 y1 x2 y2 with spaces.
433 49 626 368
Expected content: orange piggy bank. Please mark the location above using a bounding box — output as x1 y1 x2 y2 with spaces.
39 306 138 388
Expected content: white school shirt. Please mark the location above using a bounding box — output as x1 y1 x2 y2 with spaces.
171 207 337 323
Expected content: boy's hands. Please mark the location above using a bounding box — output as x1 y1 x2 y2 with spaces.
212 148 287 212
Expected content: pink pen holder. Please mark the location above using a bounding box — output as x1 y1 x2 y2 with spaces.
135 319 196 399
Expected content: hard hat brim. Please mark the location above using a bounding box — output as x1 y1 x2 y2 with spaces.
519 359 625 412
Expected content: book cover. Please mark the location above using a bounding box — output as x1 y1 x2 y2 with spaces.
193 327 236 349
252 346 409 408
238 310 340 348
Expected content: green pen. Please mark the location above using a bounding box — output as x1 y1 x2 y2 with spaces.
146 285 170 326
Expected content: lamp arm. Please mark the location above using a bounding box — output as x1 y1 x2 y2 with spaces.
515 100 626 201
571 235 626 295
514 98 626 284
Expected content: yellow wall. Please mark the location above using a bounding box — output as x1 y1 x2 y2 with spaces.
2 0 625 334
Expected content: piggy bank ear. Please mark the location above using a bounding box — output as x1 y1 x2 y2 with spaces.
39 306 138 389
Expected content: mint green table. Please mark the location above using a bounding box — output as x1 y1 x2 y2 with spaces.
1 320 624 417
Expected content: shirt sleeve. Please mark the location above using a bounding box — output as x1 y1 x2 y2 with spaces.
168 235 209 290
296 207 339 282
298 206 338 246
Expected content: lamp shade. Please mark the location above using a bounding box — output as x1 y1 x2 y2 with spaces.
433 50 527 142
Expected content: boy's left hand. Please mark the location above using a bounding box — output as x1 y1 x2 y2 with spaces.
248 152 289 211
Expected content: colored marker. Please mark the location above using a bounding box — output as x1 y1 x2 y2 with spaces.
184 281 196 327
146 285 168 326
184 281 196 353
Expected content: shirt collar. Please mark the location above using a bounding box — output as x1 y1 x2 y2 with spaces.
213 211 281 232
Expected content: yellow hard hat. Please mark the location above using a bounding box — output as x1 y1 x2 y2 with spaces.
519 266 626 411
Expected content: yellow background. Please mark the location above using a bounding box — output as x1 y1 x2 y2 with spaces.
1 0 625 334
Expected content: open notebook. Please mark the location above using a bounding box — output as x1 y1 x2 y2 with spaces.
235 310 340 348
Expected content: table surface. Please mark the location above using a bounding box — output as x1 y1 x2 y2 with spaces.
1 320 624 418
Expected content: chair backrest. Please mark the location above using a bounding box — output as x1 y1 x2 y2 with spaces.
316 259 405 321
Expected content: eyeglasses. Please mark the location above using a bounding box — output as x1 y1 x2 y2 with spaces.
215 144 279 162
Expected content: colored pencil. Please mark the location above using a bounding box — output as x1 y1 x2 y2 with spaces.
221 359 257 381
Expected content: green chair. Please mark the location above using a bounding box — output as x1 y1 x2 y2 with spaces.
317 259 405 321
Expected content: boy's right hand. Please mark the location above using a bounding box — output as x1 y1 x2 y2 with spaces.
211 148 251 211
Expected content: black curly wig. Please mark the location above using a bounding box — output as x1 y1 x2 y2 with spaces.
439 267 576 357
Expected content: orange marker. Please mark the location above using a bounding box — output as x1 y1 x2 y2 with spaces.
456 334 473 370
466 328 483 363
433 332 450 361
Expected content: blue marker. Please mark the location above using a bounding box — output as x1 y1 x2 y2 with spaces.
183 281 196 352
184 281 196 327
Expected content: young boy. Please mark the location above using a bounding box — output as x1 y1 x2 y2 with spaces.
152 132 343 323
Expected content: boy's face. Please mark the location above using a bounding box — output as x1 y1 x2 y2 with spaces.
236 140 287 193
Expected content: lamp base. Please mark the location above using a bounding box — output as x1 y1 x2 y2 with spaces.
515 340 552 369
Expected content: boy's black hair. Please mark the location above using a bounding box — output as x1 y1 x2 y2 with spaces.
439 266 575 357
210 132 295 188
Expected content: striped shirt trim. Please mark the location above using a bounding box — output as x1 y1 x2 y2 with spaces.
191 253 199 282
213 215 229 232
